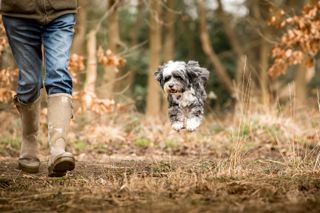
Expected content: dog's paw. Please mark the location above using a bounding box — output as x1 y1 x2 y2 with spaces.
171 122 184 131
186 118 201 131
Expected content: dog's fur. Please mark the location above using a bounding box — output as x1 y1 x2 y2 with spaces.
154 61 209 131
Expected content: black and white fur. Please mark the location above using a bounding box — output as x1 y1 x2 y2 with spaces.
154 60 209 131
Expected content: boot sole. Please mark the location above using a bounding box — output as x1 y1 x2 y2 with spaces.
18 158 40 173
48 156 75 177
18 163 39 173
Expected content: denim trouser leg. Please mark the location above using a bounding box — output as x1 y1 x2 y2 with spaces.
43 14 75 96
2 16 43 103
2 14 75 103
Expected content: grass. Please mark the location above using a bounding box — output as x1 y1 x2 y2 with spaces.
0 136 20 156
164 139 177 150
73 139 87 152
2 158 320 212
134 137 152 149
2 98 320 212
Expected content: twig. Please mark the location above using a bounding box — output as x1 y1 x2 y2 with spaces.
93 0 122 34
118 40 148 57
13 169 21 183
159 0 182 15
113 83 131 95
96 71 131 89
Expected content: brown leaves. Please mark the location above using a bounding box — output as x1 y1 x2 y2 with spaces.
0 17 18 103
0 17 8 57
68 54 85 73
97 47 126 68
68 50 125 115
91 98 115 114
0 68 18 88
269 2 320 77
0 69 18 103
74 91 115 115
0 88 15 103
68 54 85 84
268 9 285 28
0 37 7 55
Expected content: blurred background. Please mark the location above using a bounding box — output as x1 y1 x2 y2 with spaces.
0 0 319 158
0 0 319 115
2 1 320 211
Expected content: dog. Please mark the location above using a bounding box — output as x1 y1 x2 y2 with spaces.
154 60 209 131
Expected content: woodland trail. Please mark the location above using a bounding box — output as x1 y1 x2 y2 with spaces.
1 155 320 212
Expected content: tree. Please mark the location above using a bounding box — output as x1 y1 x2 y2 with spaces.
72 0 87 55
161 0 176 114
100 0 122 99
268 0 319 106
83 30 97 110
146 0 162 117
216 0 245 84
163 0 175 62
197 0 234 95
250 0 272 106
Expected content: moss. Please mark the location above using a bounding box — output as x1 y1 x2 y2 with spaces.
134 138 151 149
164 139 177 150
0 137 20 156
73 140 87 152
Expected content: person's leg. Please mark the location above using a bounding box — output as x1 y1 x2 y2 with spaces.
43 14 76 177
43 14 75 96
3 16 43 103
2 16 43 173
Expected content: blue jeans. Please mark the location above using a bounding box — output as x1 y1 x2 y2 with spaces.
3 14 75 103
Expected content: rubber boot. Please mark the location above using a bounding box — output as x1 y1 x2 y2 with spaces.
14 96 41 173
47 93 75 177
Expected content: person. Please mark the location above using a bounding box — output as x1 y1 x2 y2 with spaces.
0 0 78 177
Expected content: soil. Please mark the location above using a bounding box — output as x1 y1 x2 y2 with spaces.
1 155 320 213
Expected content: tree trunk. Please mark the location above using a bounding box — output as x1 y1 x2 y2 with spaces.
295 64 315 107
124 0 144 97
100 0 120 99
295 64 307 107
249 0 273 106
315 53 320 73
146 0 162 117
129 0 144 46
84 30 97 109
260 40 270 107
217 0 250 104
161 0 175 115
163 0 175 62
71 0 87 55
216 0 243 58
310 0 318 5
197 0 234 95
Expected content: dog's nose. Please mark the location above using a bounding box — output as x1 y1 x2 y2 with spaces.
169 84 174 88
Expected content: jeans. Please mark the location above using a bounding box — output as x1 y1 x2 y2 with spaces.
3 14 75 103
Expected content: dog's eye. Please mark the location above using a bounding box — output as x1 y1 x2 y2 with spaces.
174 75 183 81
164 76 171 82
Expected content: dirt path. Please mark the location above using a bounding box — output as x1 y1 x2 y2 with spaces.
1 155 320 212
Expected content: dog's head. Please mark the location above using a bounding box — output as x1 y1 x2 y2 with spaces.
154 60 209 97
154 61 188 94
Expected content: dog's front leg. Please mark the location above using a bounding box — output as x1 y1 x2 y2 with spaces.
186 104 203 131
168 104 185 131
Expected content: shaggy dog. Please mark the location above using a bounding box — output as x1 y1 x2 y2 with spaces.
154 61 209 131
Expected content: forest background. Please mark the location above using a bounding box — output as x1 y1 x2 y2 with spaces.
1 0 320 212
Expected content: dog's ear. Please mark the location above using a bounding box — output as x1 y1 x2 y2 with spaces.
154 65 164 87
186 61 200 80
200 66 209 86
186 61 210 85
